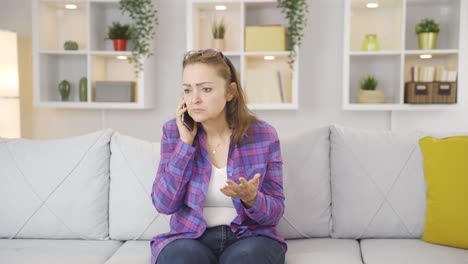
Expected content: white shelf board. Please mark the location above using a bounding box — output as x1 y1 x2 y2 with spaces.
343 103 460 111
89 51 133 56
248 103 298 110
40 50 88 55
349 51 402 56
35 101 147 109
404 49 459 55
244 51 291 56
222 51 243 56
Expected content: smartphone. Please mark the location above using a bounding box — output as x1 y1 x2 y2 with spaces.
181 104 195 131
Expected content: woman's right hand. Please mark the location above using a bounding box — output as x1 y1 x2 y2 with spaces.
176 97 198 146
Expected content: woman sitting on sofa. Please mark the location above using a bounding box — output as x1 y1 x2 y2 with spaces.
150 48 287 264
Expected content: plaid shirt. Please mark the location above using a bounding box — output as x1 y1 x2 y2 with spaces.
150 119 286 263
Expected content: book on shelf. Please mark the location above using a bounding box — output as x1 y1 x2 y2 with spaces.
244 68 283 104
411 66 457 82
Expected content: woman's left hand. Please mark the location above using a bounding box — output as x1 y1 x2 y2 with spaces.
221 173 260 208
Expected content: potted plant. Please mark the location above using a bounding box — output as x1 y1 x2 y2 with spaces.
277 0 309 68
415 18 440 50
211 17 226 51
358 75 385 104
119 0 158 76
107 22 132 51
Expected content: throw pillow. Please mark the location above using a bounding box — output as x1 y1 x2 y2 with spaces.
419 136 468 249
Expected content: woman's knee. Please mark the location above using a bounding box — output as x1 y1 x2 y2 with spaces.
157 239 216 264
220 236 285 264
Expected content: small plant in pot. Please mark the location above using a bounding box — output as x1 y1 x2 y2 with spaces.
358 75 385 104
211 17 226 51
107 22 132 51
415 18 440 50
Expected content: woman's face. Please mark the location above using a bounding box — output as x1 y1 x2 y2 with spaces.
182 63 234 123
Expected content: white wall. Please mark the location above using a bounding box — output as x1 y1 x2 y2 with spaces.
0 0 466 141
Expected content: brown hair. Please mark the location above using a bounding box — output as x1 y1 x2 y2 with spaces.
183 50 257 145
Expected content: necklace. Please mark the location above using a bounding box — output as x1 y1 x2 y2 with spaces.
208 130 231 155
210 142 222 154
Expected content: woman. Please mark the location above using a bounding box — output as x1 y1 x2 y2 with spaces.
151 48 286 264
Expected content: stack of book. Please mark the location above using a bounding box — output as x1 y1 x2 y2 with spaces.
410 66 457 82
405 66 457 104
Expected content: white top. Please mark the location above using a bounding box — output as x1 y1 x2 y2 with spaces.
203 165 238 227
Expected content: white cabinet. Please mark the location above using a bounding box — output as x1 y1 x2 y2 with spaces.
32 0 156 109
343 0 465 110
186 0 299 110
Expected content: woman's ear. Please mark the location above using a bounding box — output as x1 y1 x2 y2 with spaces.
226 82 237 101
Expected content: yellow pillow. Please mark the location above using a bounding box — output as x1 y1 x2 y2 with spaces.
419 136 468 249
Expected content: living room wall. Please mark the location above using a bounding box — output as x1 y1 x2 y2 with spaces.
1 0 467 141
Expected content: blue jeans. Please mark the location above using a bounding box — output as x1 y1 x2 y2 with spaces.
156 225 285 264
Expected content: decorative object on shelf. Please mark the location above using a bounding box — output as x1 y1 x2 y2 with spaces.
79 77 87 102
63 40 78 51
245 25 286 51
58 80 71 101
277 0 309 68
119 0 158 75
415 18 440 50
211 17 226 51
358 75 385 104
106 22 132 51
95 81 135 102
361 34 380 51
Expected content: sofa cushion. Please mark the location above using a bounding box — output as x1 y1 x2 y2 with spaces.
278 127 331 238
286 238 362 264
0 129 113 239
104 240 151 264
0 239 122 264
419 136 468 249
330 124 426 238
109 132 170 240
103 239 363 264
360 239 468 264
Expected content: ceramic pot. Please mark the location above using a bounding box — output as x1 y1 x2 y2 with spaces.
113 39 127 51
58 80 71 101
211 38 225 51
418 32 438 50
358 90 386 104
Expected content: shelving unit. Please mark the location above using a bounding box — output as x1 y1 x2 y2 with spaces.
343 0 464 111
32 0 156 109
186 0 298 110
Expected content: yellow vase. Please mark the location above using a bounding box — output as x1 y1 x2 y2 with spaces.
418 32 438 50
361 34 380 51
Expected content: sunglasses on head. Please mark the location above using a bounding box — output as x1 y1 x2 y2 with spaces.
184 48 235 82
184 48 225 61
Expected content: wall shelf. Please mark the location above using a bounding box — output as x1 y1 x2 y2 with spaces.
32 0 156 109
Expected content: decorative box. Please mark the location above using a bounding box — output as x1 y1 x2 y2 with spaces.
404 82 433 104
432 82 457 104
94 81 136 102
245 25 286 51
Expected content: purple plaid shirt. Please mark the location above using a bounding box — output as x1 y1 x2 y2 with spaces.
150 119 286 263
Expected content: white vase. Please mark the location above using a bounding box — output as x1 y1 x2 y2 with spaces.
358 90 386 104
211 38 225 51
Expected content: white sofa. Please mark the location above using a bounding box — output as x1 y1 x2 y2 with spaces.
1 125 467 264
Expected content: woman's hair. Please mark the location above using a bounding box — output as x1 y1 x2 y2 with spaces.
183 50 257 145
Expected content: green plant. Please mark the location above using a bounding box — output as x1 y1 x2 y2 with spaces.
119 0 158 75
64 40 78 50
360 75 378 90
212 17 226 39
277 0 309 68
106 22 132 40
415 18 440 34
